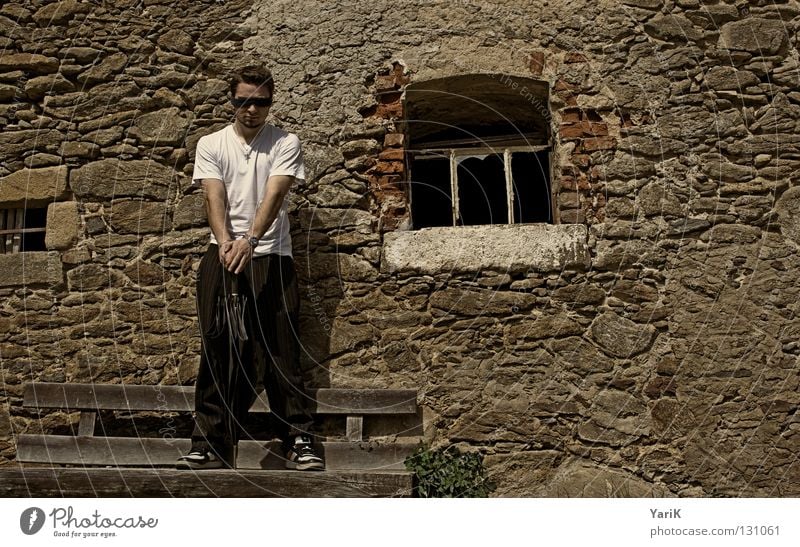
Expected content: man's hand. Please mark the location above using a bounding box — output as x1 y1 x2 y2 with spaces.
218 240 234 264
222 238 253 274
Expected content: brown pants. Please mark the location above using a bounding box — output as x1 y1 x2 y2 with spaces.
190 246 313 458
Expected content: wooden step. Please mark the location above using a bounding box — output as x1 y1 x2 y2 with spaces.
0 467 414 497
23 383 418 415
17 435 419 470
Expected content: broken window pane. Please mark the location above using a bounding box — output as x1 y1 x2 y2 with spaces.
410 154 453 229
456 154 507 226
512 151 552 223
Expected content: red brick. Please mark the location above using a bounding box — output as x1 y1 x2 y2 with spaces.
529 52 545 76
378 148 405 161
376 102 403 119
384 133 405 147
580 121 608 137
559 124 584 140
560 109 582 123
581 136 616 152
554 79 578 92
373 161 404 175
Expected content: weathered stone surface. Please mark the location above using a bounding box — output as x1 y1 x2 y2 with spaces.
172 192 207 229
637 181 683 217
485 450 562 497
32 0 91 25
0 252 62 287
0 53 59 74
430 287 535 316
704 66 760 91
66 263 124 290
719 18 788 55
299 207 372 230
45 201 80 250
24 74 75 100
506 313 584 341
544 460 671 497
644 14 702 42
124 260 168 286
383 225 590 275
549 336 614 375
70 160 175 201
589 311 656 358
0 129 66 156
593 239 666 270
130 107 193 146
775 187 800 246
76 52 128 86
108 200 168 234
158 29 195 55
0 166 69 207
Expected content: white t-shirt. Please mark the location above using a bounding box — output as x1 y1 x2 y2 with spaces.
191 124 305 257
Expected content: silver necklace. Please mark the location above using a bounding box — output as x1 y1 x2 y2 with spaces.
235 123 266 162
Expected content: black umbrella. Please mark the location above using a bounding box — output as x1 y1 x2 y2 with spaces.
222 269 248 468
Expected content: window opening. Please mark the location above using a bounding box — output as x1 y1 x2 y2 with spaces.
0 207 48 253
404 74 553 228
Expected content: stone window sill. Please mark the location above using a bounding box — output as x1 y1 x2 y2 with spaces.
381 224 589 275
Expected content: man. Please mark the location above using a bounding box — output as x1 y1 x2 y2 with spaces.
176 65 324 471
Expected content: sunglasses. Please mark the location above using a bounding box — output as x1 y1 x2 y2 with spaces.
231 96 273 108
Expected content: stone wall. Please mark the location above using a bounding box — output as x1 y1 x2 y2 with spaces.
1 0 800 497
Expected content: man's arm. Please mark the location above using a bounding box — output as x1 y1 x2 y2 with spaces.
201 178 235 264
224 174 295 274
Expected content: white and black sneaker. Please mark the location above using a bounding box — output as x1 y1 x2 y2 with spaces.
285 435 324 471
176 448 226 470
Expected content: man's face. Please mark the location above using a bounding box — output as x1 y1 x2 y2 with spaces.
232 82 272 129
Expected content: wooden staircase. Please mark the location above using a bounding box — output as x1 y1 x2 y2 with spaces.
0 382 421 497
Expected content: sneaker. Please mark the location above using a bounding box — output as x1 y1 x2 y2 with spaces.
285 435 324 471
176 448 226 470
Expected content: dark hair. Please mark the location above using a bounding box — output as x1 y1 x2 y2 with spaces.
229 65 274 97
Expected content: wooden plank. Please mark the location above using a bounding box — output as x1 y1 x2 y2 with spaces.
346 416 363 442
23 383 418 415
0 468 414 497
23 383 196 412
77 411 96 437
17 435 418 471
313 389 417 414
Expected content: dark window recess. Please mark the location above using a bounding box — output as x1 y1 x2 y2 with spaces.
410 154 452 229
457 154 506 226
0 208 47 253
512 151 552 224
404 74 553 228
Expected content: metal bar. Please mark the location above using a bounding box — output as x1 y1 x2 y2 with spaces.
11 209 22 252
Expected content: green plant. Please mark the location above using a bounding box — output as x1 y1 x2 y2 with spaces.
404 445 496 498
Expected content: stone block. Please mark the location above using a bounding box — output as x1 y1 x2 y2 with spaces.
158 29 195 55
0 166 69 208
0 53 59 73
0 251 62 287
172 193 207 229
32 0 91 25
719 18 788 55
590 311 656 359
70 159 175 201
775 186 800 246
130 107 193 146
24 74 75 100
382 224 590 275
108 200 168 234
45 201 79 250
